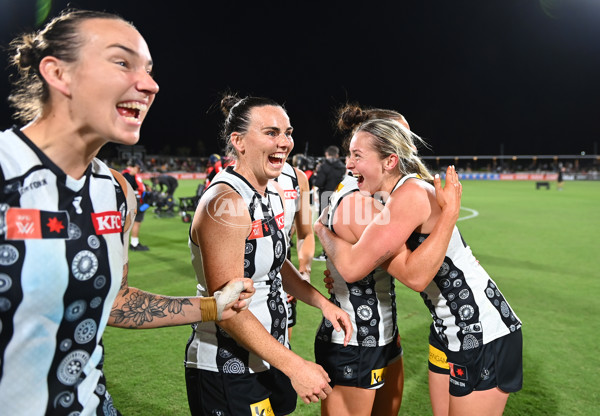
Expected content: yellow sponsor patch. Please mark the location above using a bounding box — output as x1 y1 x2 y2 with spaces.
429 344 449 369
250 397 275 416
371 367 387 385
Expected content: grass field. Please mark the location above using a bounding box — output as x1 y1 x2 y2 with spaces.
103 179 600 415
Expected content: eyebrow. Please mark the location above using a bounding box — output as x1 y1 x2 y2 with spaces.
262 126 293 133
108 43 154 66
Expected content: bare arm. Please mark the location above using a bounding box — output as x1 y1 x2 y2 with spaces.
108 180 254 328
318 166 462 289
192 183 333 404
385 167 462 291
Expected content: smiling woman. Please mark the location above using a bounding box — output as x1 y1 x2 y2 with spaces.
0 9 254 416
184 94 354 415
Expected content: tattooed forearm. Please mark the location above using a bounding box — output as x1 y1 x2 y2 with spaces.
110 292 193 328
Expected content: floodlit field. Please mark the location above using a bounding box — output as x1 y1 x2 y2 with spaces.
103 179 600 415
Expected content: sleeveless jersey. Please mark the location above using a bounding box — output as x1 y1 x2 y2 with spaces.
186 167 289 373
273 162 299 245
315 176 397 347
395 174 522 352
0 127 129 415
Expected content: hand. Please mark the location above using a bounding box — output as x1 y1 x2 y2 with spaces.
289 359 332 404
215 278 255 321
299 270 311 284
323 269 334 294
286 293 296 303
321 300 353 346
434 165 462 222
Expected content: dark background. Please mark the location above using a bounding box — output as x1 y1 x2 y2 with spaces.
1 0 599 159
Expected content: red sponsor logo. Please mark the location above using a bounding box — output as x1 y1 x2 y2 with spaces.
283 190 298 200
449 362 468 380
248 219 264 240
91 211 122 234
6 208 42 240
275 212 285 230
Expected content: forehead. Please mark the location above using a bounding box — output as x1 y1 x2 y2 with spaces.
248 105 290 128
349 130 376 151
78 18 152 61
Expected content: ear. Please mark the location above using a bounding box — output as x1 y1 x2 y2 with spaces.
384 153 399 171
230 132 245 154
38 56 72 97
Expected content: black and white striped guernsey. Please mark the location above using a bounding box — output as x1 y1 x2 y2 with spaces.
0 127 129 415
396 174 522 352
186 167 289 373
315 175 398 347
273 162 300 245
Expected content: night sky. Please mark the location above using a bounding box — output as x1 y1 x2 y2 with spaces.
1 0 599 159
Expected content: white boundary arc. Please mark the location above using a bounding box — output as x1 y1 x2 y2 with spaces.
458 206 479 221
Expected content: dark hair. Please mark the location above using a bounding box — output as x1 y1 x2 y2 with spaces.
336 104 409 133
7 8 131 123
219 94 284 158
325 145 339 157
336 103 410 151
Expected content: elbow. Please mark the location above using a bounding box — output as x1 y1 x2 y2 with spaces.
396 273 431 292
338 265 368 283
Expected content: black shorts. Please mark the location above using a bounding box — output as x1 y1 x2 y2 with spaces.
429 329 450 375
314 335 403 389
286 298 297 327
185 366 296 416
446 329 523 397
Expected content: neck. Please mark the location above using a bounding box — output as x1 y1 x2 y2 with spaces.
22 118 103 179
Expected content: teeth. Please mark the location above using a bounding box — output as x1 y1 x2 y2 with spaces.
117 102 148 111
270 153 286 160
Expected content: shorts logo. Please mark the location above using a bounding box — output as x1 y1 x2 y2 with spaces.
429 344 449 370
91 211 123 234
250 397 275 416
371 367 387 385
449 362 468 381
5 208 69 240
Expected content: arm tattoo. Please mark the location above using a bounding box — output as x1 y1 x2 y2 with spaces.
110 292 192 328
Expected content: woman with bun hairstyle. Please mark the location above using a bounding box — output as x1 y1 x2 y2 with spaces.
316 104 462 416
316 108 522 416
184 94 352 416
0 10 253 416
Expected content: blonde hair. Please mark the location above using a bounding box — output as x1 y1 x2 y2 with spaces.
357 118 434 182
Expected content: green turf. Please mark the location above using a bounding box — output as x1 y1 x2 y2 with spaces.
103 179 600 415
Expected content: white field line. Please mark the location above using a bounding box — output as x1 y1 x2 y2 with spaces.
458 206 479 221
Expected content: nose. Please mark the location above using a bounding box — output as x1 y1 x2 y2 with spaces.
138 70 160 95
346 157 354 169
279 134 294 150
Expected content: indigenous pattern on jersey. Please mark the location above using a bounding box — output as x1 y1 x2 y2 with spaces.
274 162 299 244
186 167 288 373
0 127 128 415
396 174 522 352
315 176 397 347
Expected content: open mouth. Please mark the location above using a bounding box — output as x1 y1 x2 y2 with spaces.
116 102 147 123
353 172 364 185
268 152 286 167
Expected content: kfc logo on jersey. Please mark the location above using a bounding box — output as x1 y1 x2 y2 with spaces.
275 212 285 230
283 190 298 200
91 211 122 234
